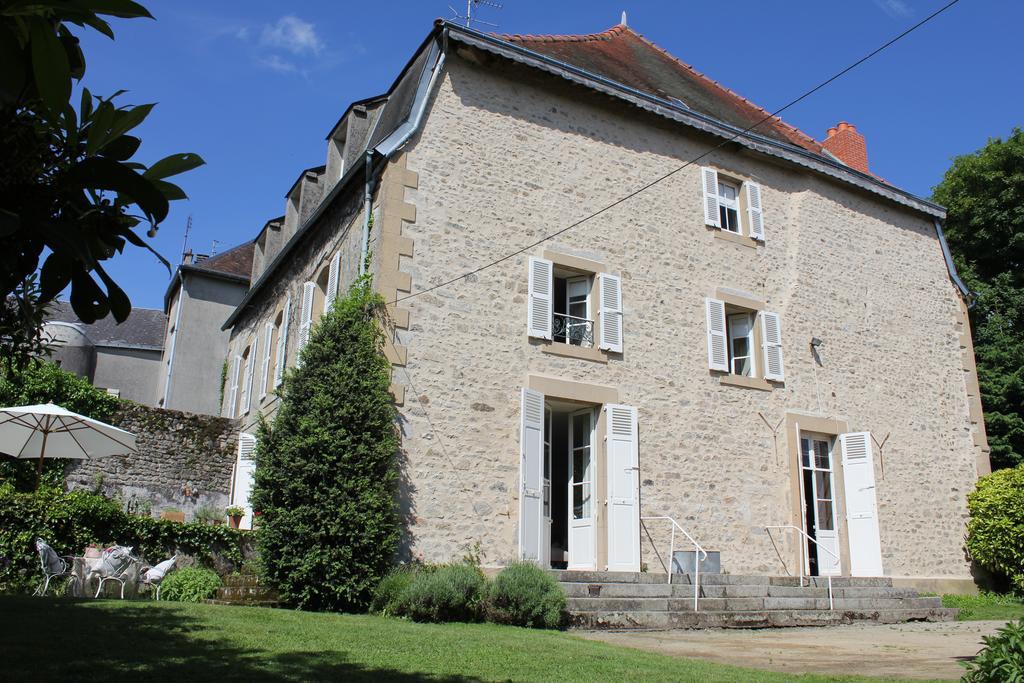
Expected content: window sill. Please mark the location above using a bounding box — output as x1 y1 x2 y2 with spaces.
540 341 609 364
712 228 760 249
718 374 773 391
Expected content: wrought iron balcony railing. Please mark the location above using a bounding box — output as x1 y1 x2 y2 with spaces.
552 313 594 348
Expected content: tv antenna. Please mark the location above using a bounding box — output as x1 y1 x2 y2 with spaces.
211 240 222 255
180 215 193 263
449 0 502 28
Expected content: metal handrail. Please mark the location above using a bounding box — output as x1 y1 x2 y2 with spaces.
641 516 707 611
764 525 836 610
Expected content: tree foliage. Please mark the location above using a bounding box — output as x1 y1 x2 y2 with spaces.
933 128 1024 470
251 278 400 612
0 0 203 355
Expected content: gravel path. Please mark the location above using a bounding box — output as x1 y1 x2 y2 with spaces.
578 620 1005 680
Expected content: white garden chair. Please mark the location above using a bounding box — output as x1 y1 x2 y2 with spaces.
91 545 141 599
33 539 74 596
142 557 177 600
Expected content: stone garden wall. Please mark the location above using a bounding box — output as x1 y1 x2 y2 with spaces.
66 403 238 522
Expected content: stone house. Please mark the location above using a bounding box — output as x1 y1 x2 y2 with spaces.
219 19 987 592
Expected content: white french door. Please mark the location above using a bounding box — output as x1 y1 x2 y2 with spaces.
542 407 552 568
801 436 840 576
568 408 596 569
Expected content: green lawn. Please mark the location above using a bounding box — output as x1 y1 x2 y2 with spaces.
942 592 1024 622
0 597 952 682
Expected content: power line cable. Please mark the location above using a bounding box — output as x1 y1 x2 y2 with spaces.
391 0 961 306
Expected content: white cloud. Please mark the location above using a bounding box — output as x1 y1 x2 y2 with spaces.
873 0 913 18
257 54 298 74
260 15 323 55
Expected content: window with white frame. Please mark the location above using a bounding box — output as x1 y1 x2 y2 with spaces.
705 297 784 382
717 179 741 234
701 167 765 241
726 311 756 377
526 256 623 354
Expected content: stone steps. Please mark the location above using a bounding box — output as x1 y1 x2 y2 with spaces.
554 571 956 630
569 607 959 630
566 596 944 612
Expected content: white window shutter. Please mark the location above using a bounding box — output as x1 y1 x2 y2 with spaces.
241 337 257 415
527 257 553 340
746 181 765 241
325 252 341 308
274 296 291 388
760 311 785 381
705 297 728 371
259 323 273 399
519 387 546 563
701 167 721 228
598 273 623 353
297 281 315 355
605 404 640 572
840 432 884 576
227 355 241 418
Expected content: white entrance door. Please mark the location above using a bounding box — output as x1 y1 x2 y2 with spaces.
231 433 257 530
606 404 640 572
568 408 596 569
801 436 840 576
840 432 884 576
519 388 546 564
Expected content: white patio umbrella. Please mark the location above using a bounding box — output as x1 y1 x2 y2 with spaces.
0 403 137 487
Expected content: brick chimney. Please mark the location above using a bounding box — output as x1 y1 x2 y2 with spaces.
822 121 869 174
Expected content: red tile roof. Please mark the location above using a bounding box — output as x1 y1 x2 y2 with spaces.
497 25 824 155
192 241 254 280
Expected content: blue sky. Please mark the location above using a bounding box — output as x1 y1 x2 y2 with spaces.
76 0 1022 310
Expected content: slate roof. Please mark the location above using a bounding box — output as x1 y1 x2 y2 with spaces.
46 301 165 350
498 24 824 155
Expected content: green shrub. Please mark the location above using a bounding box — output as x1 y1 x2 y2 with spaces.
485 562 566 629
371 566 417 615
963 618 1024 681
252 277 400 612
0 484 246 594
159 567 221 603
394 564 487 623
966 465 1024 592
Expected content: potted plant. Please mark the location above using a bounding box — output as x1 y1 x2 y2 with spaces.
226 506 245 529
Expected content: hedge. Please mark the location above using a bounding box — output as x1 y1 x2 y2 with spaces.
966 464 1024 592
0 484 247 594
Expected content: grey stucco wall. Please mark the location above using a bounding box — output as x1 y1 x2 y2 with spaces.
43 323 95 379
162 273 248 416
66 403 238 521
92 346 162 404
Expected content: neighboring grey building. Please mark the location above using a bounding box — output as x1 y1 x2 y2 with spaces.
44 302 166 404
157 242 254 416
